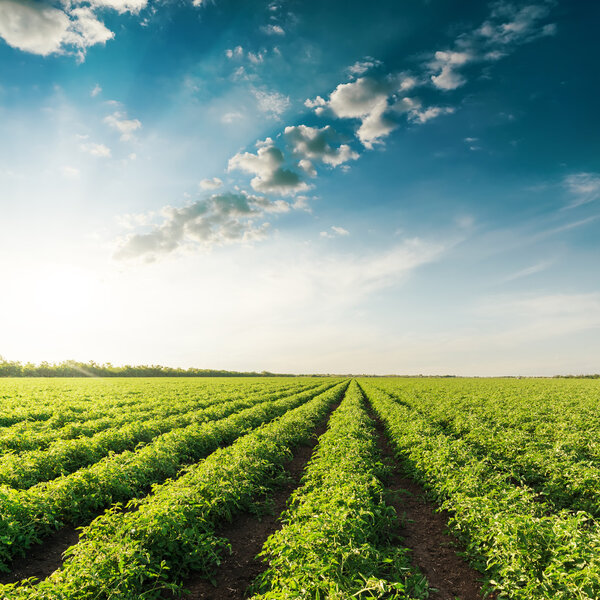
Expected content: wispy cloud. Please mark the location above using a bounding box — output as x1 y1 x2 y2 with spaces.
564 172 600 208
428 1 556 91
80 142 111 158
480 292 600 340
252 88 290 118
261 24 285 36
320 226 350 239
500 260 552 282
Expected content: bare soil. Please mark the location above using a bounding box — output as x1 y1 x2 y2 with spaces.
369 411 492 600
0 525 80 584
173 413 334 600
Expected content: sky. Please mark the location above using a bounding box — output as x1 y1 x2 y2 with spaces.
0 0 598 376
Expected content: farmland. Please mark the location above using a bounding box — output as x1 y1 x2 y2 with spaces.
0 377 599 599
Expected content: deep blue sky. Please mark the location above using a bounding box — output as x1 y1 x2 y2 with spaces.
0 0 598 374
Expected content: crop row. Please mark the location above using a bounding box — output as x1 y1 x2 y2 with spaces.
0 380 339 568
0 381 348 599
0 378 303 429
0 379 306 455
250 380 428 599
376 379 600 517
360 380 600 600
0 380 322 489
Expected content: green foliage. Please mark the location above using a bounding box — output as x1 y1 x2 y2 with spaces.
0 381 348 599
360 378 600 600
0 379 337 568
250 381 428 599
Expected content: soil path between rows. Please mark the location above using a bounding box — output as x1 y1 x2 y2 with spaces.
365 399 490 600
0 390 337 588
171 404 338 600
0 525 80 585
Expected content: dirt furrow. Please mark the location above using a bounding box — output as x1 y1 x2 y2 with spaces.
368 406 490 600
167 407 336 600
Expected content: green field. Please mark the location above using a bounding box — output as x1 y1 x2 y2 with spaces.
0 376 599 599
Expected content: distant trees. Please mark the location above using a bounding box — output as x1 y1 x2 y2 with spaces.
0 357 287 378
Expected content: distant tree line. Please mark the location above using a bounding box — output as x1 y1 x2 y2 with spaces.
553 374 600 379
0 357 292 378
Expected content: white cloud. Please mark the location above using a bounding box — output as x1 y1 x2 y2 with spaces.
304 96 327 112
303 238 445 298
501 261 552 282
327 76 395 119
0 0 70 55
307 79 455 147
477 3 555 46
252 89 290 118
84 0 148 14
248 50 266 64
61 165 80 178
104 111 142 141
199 177 223 190
284 125 359 168
228 140 309 196
322 76 400 148
320 226 350 238
80 142 111 157
115 192 278 260
91 83 102 97
430 50 471 90
221 111 244 124
225 45 244 59
427 2 555 91
564 172 600 208
346 57 382 78
480 292 600 341
408 104 455 124
261 24 285 35
298 159 316 177
0 0 113 57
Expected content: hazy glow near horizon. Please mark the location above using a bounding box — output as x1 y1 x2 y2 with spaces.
0 0 598 375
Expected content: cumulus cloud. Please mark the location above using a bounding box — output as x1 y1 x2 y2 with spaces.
115 192 277 261
284 125 359 168
430 50 471 90
104 111 142 141
307 77 454 148
564 172 600 207
252 89 290 118
323 76 401 148
199 177 223 190
0 0 113 57
228 139 309 195
91 83 102 97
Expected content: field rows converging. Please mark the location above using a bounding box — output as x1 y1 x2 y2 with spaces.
0 379 307 456
0 379 337 568
0 376 599 599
